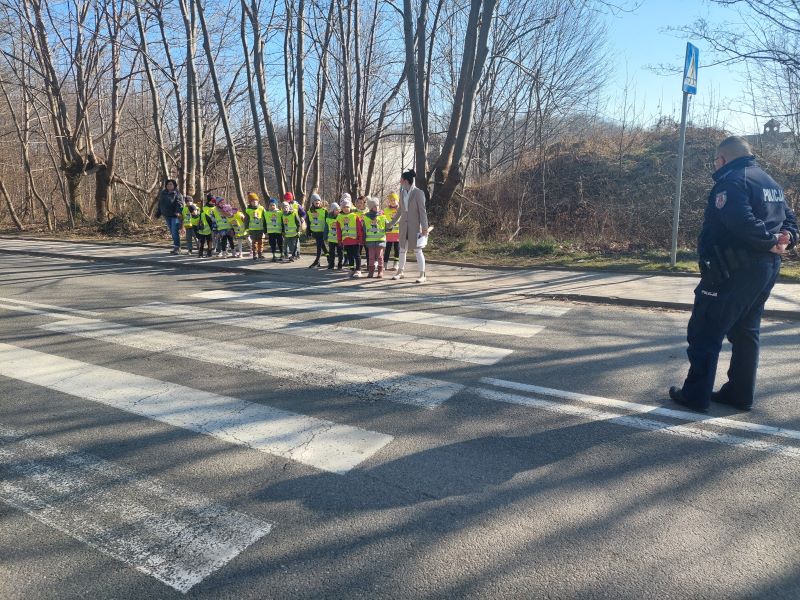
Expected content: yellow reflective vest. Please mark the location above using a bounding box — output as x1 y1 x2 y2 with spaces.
196 212 212 236
363 214 387 243
265 210 283 233
231 212 248 238
309 207 326 233
282 213 299 238
336 212 359 241
182 205 193 227
383 206 399 234
212 207 231 231
246 206 265 232
326 216 339 243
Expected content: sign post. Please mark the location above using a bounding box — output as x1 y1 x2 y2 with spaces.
671 42 699 267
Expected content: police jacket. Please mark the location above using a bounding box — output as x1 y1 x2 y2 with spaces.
698 156 797 259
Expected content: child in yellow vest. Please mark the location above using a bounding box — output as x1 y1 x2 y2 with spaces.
231 208 248 258
383 192 400 270
325 202 342 270
181 199 200 255
281 201 302 261
265 199 283 262
245 193 266 260
307 193 328 268
363 197 387 278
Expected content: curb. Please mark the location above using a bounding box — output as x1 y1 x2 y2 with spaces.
1 246 797 320
0 234 705 279
532 292 799 321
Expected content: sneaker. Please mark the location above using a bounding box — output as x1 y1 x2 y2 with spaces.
668 386 708 414
391 271 404 280
170 248 180 255
351 271 362 279
252 255 258 261
415 272 427 284
234 252 241 258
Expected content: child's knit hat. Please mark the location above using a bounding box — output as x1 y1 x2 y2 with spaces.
329 202 340 212
340 198 352 208
367 197 379 210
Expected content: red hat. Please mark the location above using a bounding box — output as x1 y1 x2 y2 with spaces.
283 192 294 201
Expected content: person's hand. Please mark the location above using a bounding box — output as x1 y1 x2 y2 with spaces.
770 243 788 255
777 231 791 246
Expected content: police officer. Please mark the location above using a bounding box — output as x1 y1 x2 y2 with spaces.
670 136 797 412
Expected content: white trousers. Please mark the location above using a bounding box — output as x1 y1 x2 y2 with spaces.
398 247 425 274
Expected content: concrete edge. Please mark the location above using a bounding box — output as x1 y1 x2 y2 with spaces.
534 292 799 321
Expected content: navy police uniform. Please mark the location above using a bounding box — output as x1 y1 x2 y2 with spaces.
680 155 797 410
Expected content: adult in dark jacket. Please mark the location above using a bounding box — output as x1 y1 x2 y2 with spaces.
670 136 798 413
156 179 185 254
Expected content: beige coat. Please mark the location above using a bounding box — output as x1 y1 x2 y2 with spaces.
392 185 429 251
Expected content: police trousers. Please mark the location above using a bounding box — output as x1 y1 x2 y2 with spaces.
682 253 781 409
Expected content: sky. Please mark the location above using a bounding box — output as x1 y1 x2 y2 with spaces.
601 0 762 135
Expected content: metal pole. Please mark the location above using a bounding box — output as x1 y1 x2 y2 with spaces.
670 92 690 267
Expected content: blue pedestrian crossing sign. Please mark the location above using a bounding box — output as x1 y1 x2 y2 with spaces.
682 42 699 95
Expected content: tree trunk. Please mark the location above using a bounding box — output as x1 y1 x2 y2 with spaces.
196 0 246 209
135 3 170 183
247 0 287 198
402 0 429 195
240 0 269 200
0 179 24 231
295 0 307 204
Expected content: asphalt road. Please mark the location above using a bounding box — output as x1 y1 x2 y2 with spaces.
1 253 798 599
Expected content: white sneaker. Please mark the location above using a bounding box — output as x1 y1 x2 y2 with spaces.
351 271 362 279
234 252 241 258
415 272 426 284
391 271 404 280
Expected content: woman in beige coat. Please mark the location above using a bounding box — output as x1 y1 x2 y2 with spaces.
387 169 429 283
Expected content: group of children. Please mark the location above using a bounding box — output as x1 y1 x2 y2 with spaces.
179 191 402 278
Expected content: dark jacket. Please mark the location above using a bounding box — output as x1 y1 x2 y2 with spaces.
156 189 185 218
698 155 798 259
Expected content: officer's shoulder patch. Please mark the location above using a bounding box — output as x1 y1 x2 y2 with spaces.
715 191 727 209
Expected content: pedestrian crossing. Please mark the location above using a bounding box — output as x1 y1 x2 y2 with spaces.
126 301 513 366
192 290 546 338
0 341 394 474
0 425 272 594
2 289 800 594
246 280 572 317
